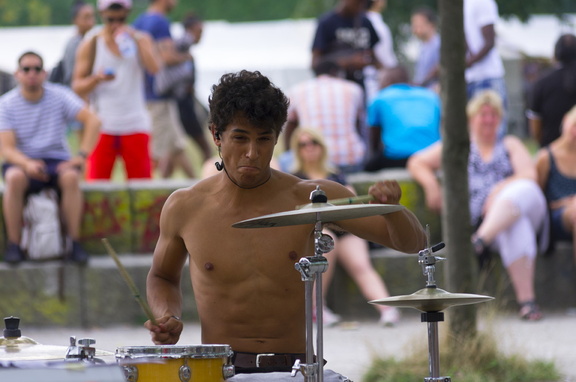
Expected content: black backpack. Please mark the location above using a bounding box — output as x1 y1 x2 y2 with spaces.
48 59 65 84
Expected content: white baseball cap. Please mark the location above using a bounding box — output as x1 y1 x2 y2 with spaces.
98 0 132 11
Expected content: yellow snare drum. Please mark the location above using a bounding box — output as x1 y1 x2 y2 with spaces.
115 344 234 382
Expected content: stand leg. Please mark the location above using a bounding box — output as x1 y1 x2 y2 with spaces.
296 255 329 381
427 321 440 378
421 312 451 382
296 264 319 382
294 223 331 381
305 278 315 368
316 272 324 382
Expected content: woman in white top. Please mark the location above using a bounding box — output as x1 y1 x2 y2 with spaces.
73 0 160 180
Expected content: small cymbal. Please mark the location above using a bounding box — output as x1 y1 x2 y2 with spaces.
0 343 113 361
233 203 404 228
370 287 494 312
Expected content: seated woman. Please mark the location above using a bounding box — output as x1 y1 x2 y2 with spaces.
290 127 399 326
535 105 576 262
407 90 547 321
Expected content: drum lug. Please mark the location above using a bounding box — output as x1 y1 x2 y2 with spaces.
179 358 191 382
222 364 235 379
122 365 138 382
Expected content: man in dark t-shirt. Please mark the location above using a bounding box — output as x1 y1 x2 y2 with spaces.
528 33 576 147
311 0 380 89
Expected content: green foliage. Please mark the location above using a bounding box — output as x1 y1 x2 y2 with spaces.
0 0 573 27
497 0 576 21
0 287 70 325
362 330 562 382
173 0 302 23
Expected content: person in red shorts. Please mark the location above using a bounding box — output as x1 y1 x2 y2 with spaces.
72 0 160 180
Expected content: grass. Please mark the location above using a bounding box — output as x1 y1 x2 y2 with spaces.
362 311 561 382
362 272 563 382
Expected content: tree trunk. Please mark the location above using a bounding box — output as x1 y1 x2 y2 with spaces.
438 0 477 337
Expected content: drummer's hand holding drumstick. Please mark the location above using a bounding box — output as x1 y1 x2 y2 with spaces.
368 180 427 252
368 180 402 205
145 315 183 345
101 238 185 345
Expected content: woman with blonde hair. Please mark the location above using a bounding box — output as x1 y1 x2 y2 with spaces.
408 90 548 321
290 127 399 326
536 105 576 262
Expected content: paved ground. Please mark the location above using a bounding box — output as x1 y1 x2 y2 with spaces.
14 310 576 381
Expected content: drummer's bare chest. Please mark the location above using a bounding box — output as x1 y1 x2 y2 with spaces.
182 213 314 275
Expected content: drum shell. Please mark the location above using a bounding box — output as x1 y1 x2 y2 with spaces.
115 344 233 382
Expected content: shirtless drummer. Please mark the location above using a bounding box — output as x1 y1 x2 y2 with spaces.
144 70 427 379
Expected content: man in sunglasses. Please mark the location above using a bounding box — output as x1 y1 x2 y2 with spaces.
0 51 101 264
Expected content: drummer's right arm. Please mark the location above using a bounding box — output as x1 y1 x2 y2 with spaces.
145 191 189 345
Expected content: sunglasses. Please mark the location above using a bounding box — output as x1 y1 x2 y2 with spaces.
298 140 321 149
20 66 43 73
105 16 126 24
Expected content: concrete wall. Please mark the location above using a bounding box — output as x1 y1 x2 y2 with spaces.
0 174 573 328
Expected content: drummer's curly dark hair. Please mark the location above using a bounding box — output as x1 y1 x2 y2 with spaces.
208 70 289 137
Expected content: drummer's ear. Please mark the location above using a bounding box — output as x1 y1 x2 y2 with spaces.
210 124 221 144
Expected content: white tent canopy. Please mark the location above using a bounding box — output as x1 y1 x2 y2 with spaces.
0 14 574 100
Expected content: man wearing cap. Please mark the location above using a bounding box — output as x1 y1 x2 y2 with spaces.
133 0 197 179
72 0 160 181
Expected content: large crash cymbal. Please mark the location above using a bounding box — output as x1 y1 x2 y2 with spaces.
232 203 404 228
369 287 494 312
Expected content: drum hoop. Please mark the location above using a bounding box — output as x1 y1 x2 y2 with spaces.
115 344 232 359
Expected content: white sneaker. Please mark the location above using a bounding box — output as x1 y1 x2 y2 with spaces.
322 306 341 327
379 307 400 327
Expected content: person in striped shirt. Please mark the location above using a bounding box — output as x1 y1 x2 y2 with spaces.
0 51 101 264
284 59 367 175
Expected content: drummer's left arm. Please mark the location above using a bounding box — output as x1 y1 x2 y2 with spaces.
337 180 426 253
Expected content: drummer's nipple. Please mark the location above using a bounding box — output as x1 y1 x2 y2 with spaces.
288 251 298 261
204 262 214 271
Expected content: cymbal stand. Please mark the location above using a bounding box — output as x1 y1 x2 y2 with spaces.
293 187 332 382
417 242 451 382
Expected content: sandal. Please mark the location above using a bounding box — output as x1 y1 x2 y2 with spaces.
472 236 491 269
519 301 543 321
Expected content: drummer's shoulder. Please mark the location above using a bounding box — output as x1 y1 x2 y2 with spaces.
164 178 214 207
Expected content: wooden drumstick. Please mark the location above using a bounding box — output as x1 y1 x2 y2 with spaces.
296 194 376 209
327 194 376 205
102 238 158 326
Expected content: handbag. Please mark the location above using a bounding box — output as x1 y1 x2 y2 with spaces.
154 60 194 96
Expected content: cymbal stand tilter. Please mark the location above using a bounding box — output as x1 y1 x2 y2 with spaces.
292 187 332 382
418 241 451 382
370 238 493 382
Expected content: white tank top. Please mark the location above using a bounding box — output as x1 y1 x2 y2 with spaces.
91 36 151 135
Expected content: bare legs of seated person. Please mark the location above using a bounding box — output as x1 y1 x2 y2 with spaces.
317 230 399 326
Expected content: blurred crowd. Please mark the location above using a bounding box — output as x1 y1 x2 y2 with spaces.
1 0 576 323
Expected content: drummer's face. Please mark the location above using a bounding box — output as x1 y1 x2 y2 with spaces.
217 118 277 187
